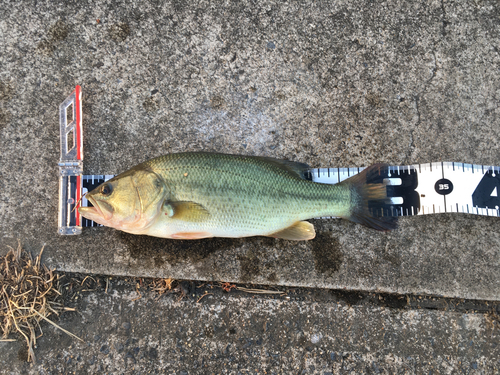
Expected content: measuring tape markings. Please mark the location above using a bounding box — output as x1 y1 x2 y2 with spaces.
81 175 114 227
312 162 499 218
313 165 419 218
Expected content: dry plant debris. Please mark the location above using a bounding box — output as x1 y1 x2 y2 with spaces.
150 277 174 296
0 242 80 363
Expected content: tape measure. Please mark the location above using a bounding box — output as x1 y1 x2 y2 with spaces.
58 87 500 233
310 163 499 218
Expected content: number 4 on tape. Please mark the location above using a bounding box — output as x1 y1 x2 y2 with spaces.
57 87 500 232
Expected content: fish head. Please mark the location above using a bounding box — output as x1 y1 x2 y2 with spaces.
79 168 167 232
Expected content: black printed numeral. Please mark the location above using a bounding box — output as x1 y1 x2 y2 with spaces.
472 170 500 209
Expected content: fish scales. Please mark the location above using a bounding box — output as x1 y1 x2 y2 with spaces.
144 153 350 237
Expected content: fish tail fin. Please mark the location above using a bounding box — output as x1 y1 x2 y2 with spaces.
338 163 397 231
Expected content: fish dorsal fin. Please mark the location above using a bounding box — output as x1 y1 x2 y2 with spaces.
162 200 210 222
269 221 316 240
254 156 311 180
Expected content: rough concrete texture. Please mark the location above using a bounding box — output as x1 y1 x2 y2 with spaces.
2 279 499 374
1 0 500 302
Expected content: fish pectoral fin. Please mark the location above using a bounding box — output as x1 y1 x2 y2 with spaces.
171 232 213 240
163 200 210 222
269 221 316 241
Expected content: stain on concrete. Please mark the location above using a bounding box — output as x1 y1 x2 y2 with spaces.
210 95 225 110
122 232 241 266
48 20 69 42
109 23 130 42
267 272 278 283
143 96 159 113
152 252 164 267
311 232 343 276
239 251 261 282
17 346 28 362
37 39 56 55
274 90 286 100
366 92 384 107
0 81 13 101
382 252 402 268
0 109 12 129
37 20 69 55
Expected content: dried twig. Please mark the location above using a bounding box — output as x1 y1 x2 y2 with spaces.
197 292 213 303
235 287 285 295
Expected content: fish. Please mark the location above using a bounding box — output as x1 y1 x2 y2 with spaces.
78 152 396 240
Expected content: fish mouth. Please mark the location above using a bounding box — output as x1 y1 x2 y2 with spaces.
78 196 113 223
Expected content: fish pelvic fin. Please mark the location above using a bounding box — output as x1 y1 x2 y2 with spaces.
269 221 316 240
339 163 398 231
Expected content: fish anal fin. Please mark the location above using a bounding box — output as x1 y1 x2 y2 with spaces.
171 232 213 240
269 221 316 240
163 201 210 222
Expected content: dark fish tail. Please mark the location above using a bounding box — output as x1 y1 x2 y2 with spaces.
338 163 398 231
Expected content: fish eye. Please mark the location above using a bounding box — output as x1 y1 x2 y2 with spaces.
101 184 112 196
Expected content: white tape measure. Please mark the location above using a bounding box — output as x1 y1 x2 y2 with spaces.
58 87 500 233
311 163 499 218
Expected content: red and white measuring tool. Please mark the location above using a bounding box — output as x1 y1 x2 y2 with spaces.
58 86 83 234
58 87 500 233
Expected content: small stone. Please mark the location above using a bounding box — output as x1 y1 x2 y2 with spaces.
99 345 109 355
310 333 322 344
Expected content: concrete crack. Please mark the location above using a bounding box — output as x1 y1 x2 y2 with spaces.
403 50 436 165
414 94 421 127
403 129 415 165
428 51 438 85
441 0 449 37
403 95 420 165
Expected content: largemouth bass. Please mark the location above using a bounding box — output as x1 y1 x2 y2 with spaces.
79 152 396 240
